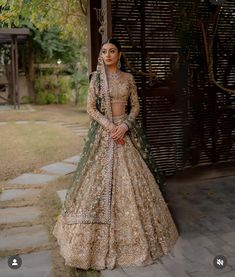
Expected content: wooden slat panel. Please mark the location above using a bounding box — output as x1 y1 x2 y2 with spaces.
110 0 235 176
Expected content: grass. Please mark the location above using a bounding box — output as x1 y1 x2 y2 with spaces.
0 103 89 125
0 122 84 181
0 104 89 182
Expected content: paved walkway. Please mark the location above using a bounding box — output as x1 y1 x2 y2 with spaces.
0 118 234 276
0 154 82 277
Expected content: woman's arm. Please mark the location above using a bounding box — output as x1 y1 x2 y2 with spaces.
87 72 114 131
123 74 140 130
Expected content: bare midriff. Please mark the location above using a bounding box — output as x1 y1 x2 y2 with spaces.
111 102 126 117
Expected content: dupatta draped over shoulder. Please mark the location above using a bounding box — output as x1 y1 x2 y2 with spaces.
61 53 165 225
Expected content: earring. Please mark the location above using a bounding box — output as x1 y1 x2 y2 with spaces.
117 60 121 69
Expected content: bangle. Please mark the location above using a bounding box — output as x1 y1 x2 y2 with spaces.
121 122 129 131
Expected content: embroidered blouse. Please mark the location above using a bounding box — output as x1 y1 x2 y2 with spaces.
87 71 140 131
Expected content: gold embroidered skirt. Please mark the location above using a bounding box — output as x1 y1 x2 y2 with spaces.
52 114 179 270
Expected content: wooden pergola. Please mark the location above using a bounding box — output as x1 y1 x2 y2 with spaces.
0 28 30 109
87 0 235 177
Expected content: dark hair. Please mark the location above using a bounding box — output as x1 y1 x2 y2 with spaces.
101 38 126 71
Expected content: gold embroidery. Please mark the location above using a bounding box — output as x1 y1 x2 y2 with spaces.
53 70 179 270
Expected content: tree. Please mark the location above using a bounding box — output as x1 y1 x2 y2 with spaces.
0 0 87 43
0 0 89 104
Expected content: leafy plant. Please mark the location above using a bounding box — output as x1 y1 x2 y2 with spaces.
46 91 57 104
36 90 57 105
58 93 68 104
21 95 32 104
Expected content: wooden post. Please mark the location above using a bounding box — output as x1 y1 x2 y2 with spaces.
10 35 20 109
101 0 112 42
11 36 16 108
14 35 20 109
87 0 102 75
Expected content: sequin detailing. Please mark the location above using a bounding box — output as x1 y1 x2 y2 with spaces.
123 74 140 129
53 114 179 270
87 73 111 130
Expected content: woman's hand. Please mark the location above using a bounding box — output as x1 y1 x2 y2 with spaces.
111 123 128 140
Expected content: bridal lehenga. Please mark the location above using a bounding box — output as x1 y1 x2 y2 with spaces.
52 52 179 270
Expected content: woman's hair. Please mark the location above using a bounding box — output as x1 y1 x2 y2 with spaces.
101 38 126 72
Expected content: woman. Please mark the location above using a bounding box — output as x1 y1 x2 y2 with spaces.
52 38 179 271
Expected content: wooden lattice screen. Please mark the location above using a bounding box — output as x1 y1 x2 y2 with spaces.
108 0 235 176
88 0 235 175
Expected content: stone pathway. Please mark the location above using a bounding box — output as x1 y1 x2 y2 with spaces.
0 154 80 277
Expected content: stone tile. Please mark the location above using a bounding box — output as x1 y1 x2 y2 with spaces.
0 225 49 251
72 129 88 132
219 271 235 277
227 214 235 220
101 267 128 277
56 189 68 204
63 155 81 164
75 133 88 136
0 250 52 277
159 252 192 277
15 121 29 124
34 121 48 124
7 173 58 185
186 261 233 276
222 245 235 256
73 130 88 133
205 243 227 257
188 271 219 277
205 233 228 255
195 218 221 232
185 234 214 248
0 206 41 224
226 256 235 266
219 232 235 247
59 123 80 126
0 189 41 201
122 262 174 277
0 104 34 111
40 162 76 176
0 105 14 111
69 126 88 130
182 246 215 266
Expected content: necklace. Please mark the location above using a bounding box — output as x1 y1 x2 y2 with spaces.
107 69 122 80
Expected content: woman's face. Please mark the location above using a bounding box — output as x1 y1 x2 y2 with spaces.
101 43 121 67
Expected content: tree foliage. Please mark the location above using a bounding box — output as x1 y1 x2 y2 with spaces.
0 0 87 43
0 0 89 105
